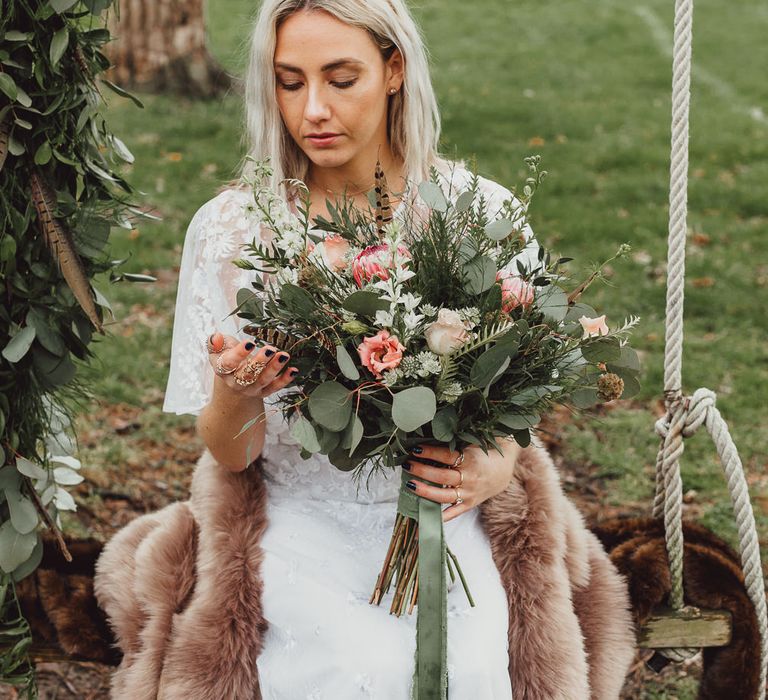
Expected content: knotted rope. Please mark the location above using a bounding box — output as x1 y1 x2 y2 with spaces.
653 0 768 691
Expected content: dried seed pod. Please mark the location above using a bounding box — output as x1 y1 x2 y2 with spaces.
597 372 624 402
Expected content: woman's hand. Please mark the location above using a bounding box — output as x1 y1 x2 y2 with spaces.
206 332 299 398
403 438 522 523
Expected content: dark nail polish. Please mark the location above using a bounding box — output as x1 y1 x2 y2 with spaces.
290 369 299 376
402 462 411 471
406 480 417 490
278 353 289 363
264 348 275 356
245 342 255 351
411 446 423 454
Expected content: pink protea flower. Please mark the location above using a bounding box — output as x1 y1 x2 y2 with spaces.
356 329 405 378
496 269 535 313
352 243 411 287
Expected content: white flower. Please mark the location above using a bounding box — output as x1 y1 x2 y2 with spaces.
382 368 402 386
420 303 438 318
400 292 422 313
415 351 441 377
374 309 394 328
403 310 425 331
457 306 481 329
424 308 469 355
275 266 298 287
439 381 463 404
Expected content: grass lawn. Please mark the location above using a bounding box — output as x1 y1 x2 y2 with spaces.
64 0 767 697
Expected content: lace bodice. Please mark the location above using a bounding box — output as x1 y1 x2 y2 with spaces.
163 164 539 502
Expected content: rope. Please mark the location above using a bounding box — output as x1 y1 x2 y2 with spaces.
654 0 768 692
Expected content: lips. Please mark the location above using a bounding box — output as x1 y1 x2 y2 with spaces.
306 134 341 147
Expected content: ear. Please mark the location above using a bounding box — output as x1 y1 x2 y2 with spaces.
385 47 405 88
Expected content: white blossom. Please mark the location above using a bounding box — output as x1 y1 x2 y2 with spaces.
374 309 394 328
439 381 464 404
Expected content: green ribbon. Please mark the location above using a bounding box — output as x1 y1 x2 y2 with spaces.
398 472 449 700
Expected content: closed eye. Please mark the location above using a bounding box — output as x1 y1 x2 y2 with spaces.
277 79 358 91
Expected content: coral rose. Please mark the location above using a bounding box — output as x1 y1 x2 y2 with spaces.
357 329 406 378
579 314 609 338
318 234 350 272
424 308 469 355
352 243 411 287
496 270 535 313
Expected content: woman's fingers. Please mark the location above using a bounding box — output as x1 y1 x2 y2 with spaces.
214 338 257 374
404 459 462 488
261 366 300 396
256 348 290 386
405 476 465 505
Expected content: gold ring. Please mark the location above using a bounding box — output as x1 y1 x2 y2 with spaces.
452 487 463 506
215 355 236 375
452 450 465 468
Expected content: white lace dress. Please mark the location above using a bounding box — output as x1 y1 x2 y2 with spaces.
163 166 539 699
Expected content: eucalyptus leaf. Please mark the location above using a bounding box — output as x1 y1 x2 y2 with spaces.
11 536 43 583
462 255 497 295
53 467 84 485
497 413 540 430
536 287 569 322
336 344 360 380
49 27 69 68
289 415 321 452
15 457 47 481
346 415 364 456
2 325 36 363
454 190 474 213
571 387 600 408
53 487 77 511
50 0 79 11
418 181 448 212
581 337 621 363
471 344 514 388
0 73 17 101
392 387 436 432
342 290 390 316
280 283 315 315
317 426 341 455
0 520 38 574
6 492 38 535
484 219 516 241
431 407 458 442
308 381 352 431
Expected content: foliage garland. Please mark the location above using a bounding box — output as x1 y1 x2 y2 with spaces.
0 0 147 693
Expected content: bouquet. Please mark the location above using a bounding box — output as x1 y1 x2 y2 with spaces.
232 155 640 698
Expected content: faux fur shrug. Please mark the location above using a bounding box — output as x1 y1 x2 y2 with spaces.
93 442 636 699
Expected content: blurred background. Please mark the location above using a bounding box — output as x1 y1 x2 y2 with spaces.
38 0 768 696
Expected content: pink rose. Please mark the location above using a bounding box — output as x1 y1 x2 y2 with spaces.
496 270 535 313
357 329 405 378
579 315 609 338
352 243 411 287
319 234 350 272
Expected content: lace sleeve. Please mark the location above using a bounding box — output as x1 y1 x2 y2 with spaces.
162 188 262 416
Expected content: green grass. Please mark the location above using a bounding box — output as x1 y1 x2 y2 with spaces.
71 1 767 694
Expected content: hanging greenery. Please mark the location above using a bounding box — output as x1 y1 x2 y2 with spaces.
0 0 148 694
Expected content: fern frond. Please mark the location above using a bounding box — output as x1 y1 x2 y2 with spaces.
451 320 516 360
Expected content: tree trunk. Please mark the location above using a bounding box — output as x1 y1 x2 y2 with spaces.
104 0 234 98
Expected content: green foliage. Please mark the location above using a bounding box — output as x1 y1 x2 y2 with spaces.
0 1 146 693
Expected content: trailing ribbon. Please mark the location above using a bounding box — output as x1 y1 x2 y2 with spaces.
398 471 449 700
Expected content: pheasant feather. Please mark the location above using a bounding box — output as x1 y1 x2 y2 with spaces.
374 158 393 239
30 167 104 333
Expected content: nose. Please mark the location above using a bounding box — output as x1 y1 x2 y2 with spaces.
304 81 332 123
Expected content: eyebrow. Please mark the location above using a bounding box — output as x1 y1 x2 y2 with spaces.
274 58 365 73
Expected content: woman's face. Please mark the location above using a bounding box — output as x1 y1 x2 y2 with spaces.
274 9 403 175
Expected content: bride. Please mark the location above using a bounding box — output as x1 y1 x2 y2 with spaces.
95 0 636 698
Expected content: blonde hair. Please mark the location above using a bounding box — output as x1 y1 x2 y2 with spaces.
224 0 460 197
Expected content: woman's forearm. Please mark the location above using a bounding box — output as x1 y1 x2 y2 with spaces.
196 376 267 472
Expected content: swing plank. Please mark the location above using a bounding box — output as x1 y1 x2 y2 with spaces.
637 607 732 648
